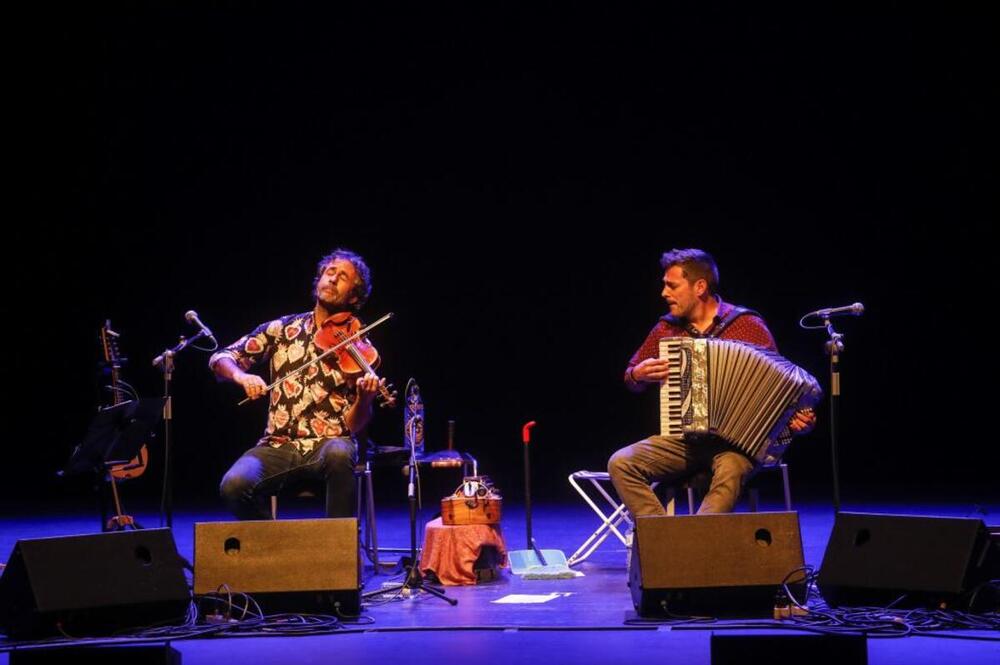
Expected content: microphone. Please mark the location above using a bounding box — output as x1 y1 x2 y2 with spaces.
811 302 865 318
185 310 217 344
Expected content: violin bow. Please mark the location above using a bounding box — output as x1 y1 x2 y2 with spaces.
237 312 394 405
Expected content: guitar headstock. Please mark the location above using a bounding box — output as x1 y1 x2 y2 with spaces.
100 319 123 368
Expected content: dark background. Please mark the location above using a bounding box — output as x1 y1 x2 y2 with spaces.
5 5 995 514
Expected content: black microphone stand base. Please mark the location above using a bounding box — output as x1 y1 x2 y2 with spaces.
363 566 457 606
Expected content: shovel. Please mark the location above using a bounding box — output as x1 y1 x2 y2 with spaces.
507 421 575 577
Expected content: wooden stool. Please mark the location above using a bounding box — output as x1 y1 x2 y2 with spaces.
418 517 507 585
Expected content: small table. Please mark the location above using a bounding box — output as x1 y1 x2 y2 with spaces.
419 517 507 586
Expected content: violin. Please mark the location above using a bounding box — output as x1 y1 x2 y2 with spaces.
316 312 397 408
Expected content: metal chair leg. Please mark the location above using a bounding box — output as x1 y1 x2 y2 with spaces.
364 465 380 561
358 463 379 565
781 462 792 511
744 462 792 512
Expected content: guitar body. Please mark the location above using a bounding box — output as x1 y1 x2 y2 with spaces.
110 445 149 480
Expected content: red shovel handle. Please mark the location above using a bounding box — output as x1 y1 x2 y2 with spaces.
522 420 537 445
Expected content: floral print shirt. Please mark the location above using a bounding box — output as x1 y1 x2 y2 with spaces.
210 311 356 455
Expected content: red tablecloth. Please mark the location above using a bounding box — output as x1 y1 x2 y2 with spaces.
419 517 508 586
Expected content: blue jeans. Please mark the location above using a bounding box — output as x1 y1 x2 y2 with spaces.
219 438 357 520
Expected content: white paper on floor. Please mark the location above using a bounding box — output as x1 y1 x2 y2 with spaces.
491 593 574 604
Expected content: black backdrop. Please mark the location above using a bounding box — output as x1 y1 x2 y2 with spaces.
5 5 995 513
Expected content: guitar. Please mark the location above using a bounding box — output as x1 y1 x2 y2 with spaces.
100 320 149 480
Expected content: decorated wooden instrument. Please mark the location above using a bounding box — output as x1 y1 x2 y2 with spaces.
441 476 502 526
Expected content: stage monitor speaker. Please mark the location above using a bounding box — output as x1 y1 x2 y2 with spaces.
630 512 805 617
817 512 997 609
194 518 360 615
711 632 867 665
9 644 181 665
0 528 190 639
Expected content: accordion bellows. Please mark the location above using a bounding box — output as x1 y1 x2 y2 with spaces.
659 338 822 464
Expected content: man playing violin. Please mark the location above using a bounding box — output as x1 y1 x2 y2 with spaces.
211 248 386 520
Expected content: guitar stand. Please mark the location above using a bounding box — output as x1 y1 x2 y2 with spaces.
104 471 142 531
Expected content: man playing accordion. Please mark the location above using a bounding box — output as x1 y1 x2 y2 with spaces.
608 248 816 518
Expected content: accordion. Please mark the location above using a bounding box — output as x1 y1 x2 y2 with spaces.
659 338 822 464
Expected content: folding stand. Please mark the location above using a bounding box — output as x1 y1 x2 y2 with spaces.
566 471 670 566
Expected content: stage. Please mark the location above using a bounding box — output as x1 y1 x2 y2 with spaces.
6 4 998 663
2 497 997 664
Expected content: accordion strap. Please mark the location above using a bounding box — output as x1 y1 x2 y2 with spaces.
711 306 763 338
661 305 763 338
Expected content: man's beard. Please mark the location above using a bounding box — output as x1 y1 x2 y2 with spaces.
667 301 691 320
316 289 353 314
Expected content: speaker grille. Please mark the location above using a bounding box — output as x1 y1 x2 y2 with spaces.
630 512 805 617
194 518 358 594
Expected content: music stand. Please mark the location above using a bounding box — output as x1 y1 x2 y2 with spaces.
63 399 165 530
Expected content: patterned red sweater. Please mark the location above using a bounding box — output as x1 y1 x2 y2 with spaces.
624 297 776 392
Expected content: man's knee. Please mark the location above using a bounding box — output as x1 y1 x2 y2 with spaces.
713 453 753 483
607 448 631 481
220 448 272 500
220 472 254 503
318 438 355 473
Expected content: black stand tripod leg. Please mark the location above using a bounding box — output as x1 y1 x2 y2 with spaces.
412 577 456 605
363 571 457 605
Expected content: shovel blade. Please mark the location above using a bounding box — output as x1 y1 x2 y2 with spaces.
509 549 568 575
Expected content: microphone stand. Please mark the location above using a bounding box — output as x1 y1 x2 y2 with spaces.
363 417 456 606
153 329 212 529
821 316 845 513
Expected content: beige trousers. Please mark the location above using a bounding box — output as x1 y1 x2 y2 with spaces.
608 434 755 517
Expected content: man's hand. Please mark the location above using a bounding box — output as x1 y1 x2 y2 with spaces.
234 371 268 400
788 408 816 434
356 373 386 404
630 358 671 383
345 373 386 432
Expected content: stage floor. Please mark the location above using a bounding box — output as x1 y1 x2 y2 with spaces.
1 498 998 664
